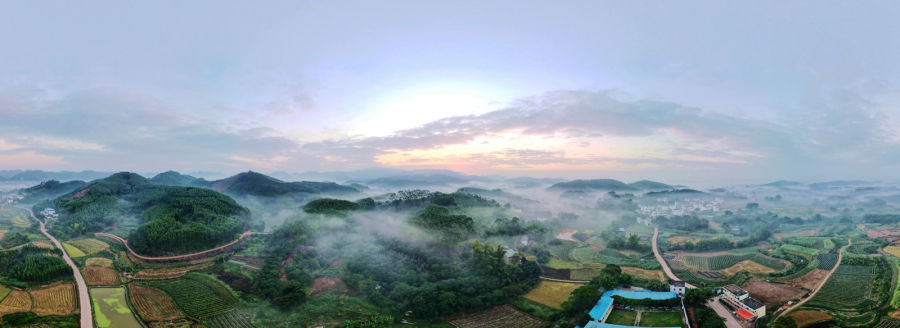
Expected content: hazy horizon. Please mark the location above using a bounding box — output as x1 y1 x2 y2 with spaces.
3 1 900 184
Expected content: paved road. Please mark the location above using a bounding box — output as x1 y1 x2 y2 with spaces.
777 238 851 319
24 208 94 328
95 230 259 262
539 276 589 283
651 226 740 328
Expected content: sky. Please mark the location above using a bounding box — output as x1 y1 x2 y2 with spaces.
1 1 900 184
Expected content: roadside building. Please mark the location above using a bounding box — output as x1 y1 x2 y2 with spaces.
669 280 686 296
721 284 766 320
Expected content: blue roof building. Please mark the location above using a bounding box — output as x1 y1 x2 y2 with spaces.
583 289 680 328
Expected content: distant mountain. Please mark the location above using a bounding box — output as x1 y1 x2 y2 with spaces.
456 187 534 203
150 171 199 186
359 174 470 188
505 176 564 188
0 170 111 182
628 180 673 190
0 170 23 178
809 180 869 189
548 179 637 192
761 180 804 188
204 171 358 197
19 180 88 203
644 189 706 197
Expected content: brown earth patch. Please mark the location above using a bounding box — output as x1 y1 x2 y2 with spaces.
555 229 577 242
722 260 776 276
30 283 76 315
786 269 829 290
666 236 700 246
774 230 814 239
129 284 183 321
308 277 349 297
84 266 120 285
789 310 832 327
742 280 806 305
67 187 90 200
621 267 666 281
0 290 31 317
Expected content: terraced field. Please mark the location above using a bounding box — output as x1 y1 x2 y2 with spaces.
447 304 546 328
84 266 120 285
0 290 31 316
86 257 114 268
129 284 183 321
31 283 77 315
209 310 255 328
146 274 238 320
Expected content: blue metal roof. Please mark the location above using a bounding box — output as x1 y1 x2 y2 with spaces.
587 289 677 320
586 322 679 328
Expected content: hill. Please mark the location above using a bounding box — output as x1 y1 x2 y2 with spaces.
48 172 250 255
762 180 804 188
0 170 110 182
628 180 673 190
548 179 637 192
19 180 88 203
203 171 358 197
644 189 706 197
149 170 199 186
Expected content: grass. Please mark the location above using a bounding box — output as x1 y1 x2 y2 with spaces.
66 238 109 256
0 284 11 301
605 309 637 325
522 281 582 309
85 257 114 268
782 244 820 257
62 243 86 258
639 311 683 327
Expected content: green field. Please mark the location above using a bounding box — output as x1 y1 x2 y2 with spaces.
639 312 683 327
750 254 787 270
816 253 839 270
809 265 877 308
146 273 239 320
606 309 637 325
62 243 86 257
782 244 820 257
681 254 754 270
90 287 142 328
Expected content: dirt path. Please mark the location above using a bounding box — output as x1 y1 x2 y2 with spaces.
538 276 589 284
652 226 740 328
23 207 93 328
95 230 262 262
777 238 851 319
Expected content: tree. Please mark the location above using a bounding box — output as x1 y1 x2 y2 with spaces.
769 316 798 328
684 288 716 306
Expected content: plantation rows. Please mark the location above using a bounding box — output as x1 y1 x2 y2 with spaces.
810 265 878 307
782 244 820 257
447 305 546 328
146 275 238 320
209 310 255 328
875 318 900 328
816 253 839 270
750 254 787 270
597 255 660 270
681 254 754 270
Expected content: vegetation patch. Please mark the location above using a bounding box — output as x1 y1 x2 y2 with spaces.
30 283 76 316
639 311 683 327
781 244 820 257
816 253 839 270
90 287 142 328
446 304 546 328
605 309 637 325
681 254 754 270
522 280 582 309
62 243 86 258
86 257 114 268
621 266 666 281
808 265 878 308
145 274 238 320
208 310 255 328
749 254 788 271
128 284 183 321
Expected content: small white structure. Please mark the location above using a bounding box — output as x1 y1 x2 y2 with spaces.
669 280 686 296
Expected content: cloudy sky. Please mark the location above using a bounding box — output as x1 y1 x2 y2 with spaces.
2 1 900 184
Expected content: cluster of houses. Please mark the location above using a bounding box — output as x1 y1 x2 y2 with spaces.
39 207 58 220
637 197 724 217
721 284 766 321
1 193 23 205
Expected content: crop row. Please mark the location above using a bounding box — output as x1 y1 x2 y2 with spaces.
209 310 255 328
816 253 839 270
681 254 754 271
782 244 820 257
750 254 787 271
146 275 238 320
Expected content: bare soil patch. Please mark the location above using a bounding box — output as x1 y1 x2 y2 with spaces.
555 229 577 242
742 280 806 305
622 267 666 281
789 310 832 327
722 260 776 276
666 236 700 246
774 230 814 239
308 277 349 297
786 269 829 290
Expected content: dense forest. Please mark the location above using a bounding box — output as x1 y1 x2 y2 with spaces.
0 245 71 284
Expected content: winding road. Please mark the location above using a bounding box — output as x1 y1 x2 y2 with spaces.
23 207 93 328
95 230 261 262
776 238 850 319
652 226 740 328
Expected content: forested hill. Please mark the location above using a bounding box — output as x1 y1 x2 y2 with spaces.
149 170 199 186
19 179 88 203
45 172 250 256
197 171 359 197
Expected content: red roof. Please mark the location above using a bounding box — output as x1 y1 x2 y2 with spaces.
736 308 755 320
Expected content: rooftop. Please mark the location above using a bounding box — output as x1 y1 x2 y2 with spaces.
742 297 764 309
589 289 677 320
736 308 755 320
670 280 685 287
724 284 748 296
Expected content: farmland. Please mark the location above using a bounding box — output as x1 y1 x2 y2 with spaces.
749 254 788 270
0 290 31 316
84 266 120 285
679 253 755 270
62 243 86 258
145 274 239 320
447 304 546 328
128 284 183 321
86 257 114 268
816 253 839 270
66 238 109 256
90 287 143 328
31 283 77 315
781 244 820 257
721 260 776 275
621 266 666 281
208 311 255 328
742 280 807 305
809 265 878 308
522 280 582 309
